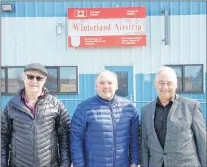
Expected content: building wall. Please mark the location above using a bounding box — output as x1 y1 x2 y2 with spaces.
1 1 206 122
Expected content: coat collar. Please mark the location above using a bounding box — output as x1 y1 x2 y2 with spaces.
10 87 49 118
96 95 117 105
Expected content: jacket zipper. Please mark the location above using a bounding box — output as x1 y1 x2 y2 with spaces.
109 103 116 167
33 103 38 166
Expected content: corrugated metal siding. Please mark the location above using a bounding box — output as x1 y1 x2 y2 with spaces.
1 1 206 17
1 1 206 123
1 16 206 73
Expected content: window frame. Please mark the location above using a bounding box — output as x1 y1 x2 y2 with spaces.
1 66 79 95
166 64 204 94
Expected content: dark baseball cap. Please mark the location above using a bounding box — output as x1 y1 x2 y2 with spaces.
24 63 48 76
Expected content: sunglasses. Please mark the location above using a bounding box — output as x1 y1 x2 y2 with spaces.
26 74 45 81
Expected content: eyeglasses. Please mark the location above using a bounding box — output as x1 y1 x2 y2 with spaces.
26 74 45 82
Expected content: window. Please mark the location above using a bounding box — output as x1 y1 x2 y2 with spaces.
1 68 6 93
184 66 203 92
7 67 24 93
59 67 78 93
166 64 203 93
1 67 25 94
45 67 58 93
115 71 128 97
1 66 78 94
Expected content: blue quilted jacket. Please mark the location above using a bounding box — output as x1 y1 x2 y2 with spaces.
70 95 139 167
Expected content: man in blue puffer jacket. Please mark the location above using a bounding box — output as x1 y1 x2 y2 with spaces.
71 70 139 167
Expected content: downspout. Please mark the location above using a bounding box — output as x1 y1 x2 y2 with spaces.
162 6 170 45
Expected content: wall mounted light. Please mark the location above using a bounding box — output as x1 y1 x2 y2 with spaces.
56 23 63 35
1 4 13 12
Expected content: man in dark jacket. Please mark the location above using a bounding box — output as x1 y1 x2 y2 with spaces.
70 70 139 167
1 63 71 167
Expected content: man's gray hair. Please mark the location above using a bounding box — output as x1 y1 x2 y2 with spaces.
155 66 177 83
96 70 118 85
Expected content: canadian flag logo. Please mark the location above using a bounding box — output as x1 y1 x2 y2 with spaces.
74 10 87 17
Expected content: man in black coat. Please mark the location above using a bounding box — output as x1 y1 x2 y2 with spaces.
1 63 71 167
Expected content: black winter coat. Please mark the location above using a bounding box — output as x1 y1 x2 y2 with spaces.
1 89 71 167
